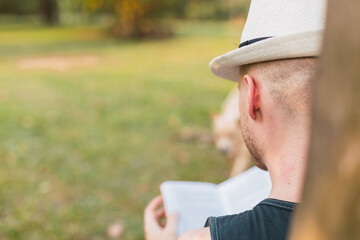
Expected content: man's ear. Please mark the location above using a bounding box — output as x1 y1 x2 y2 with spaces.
243 74 260 120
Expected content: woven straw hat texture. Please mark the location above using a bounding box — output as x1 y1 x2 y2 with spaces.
210 0 328 82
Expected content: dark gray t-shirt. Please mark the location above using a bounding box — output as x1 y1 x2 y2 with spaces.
205 198 297 240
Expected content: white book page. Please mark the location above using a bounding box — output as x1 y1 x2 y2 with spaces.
161 181 224 236
217 167 272 215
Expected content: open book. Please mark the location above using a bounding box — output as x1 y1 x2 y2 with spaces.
160 167 272 236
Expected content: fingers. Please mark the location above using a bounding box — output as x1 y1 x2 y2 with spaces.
145 195 163 213
145 195 163 221
144 195 179 240
179 227 210 240
144 195 164 230
155 207 166 220
144 195 177 231
165 212 178 233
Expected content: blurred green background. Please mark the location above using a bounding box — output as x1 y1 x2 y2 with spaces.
0 0 249 239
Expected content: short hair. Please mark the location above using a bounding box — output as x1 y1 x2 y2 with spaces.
239 57 316 117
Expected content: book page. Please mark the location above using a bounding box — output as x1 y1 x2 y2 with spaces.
217 167 272 214
161 181 224 236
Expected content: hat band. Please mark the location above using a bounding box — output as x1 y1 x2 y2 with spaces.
239 36 273 48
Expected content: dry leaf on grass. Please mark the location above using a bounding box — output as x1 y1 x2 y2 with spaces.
107 221 124 238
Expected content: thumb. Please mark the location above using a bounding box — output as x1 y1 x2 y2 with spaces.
166 212 178 232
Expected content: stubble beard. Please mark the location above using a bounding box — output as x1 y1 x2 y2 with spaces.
240 116 268 171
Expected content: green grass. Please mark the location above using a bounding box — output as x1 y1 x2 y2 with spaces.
0 20 242 239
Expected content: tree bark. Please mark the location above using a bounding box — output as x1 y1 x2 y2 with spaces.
40 0 59 25
289 0 360 239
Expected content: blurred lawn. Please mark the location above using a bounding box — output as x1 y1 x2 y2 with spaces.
0 20 242 239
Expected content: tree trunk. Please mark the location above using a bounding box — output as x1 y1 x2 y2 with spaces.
40 0 59 25
289 0 360 239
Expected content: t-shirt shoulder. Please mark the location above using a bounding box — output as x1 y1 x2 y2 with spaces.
257 198 297 211
205 198 298 240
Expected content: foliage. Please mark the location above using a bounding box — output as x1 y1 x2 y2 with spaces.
0 0 39 14
0 0 59 25
79 0 250 38
81 0 189 38
185 0 250 20
0 0 250 38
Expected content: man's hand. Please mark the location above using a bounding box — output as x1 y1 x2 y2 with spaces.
144 195 178 240
179 227 211 240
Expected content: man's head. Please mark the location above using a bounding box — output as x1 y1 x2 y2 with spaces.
237 58 316 170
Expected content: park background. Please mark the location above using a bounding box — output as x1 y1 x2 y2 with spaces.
0 0 250 239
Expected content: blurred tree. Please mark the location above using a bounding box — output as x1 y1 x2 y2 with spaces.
111 0 168 38
0 0 38 15
83 0 182 38
81 0 249 38
0 0 58 25
39 0 59 25
0 0 250 36
289 0 360 239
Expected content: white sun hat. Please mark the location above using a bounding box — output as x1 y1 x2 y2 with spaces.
209 0 328 82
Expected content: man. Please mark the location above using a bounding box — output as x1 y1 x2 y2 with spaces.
144 0 327 239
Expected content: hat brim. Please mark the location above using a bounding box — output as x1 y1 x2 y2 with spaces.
209 30 323 82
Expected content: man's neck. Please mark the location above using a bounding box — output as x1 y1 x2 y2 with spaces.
266 129 309 203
